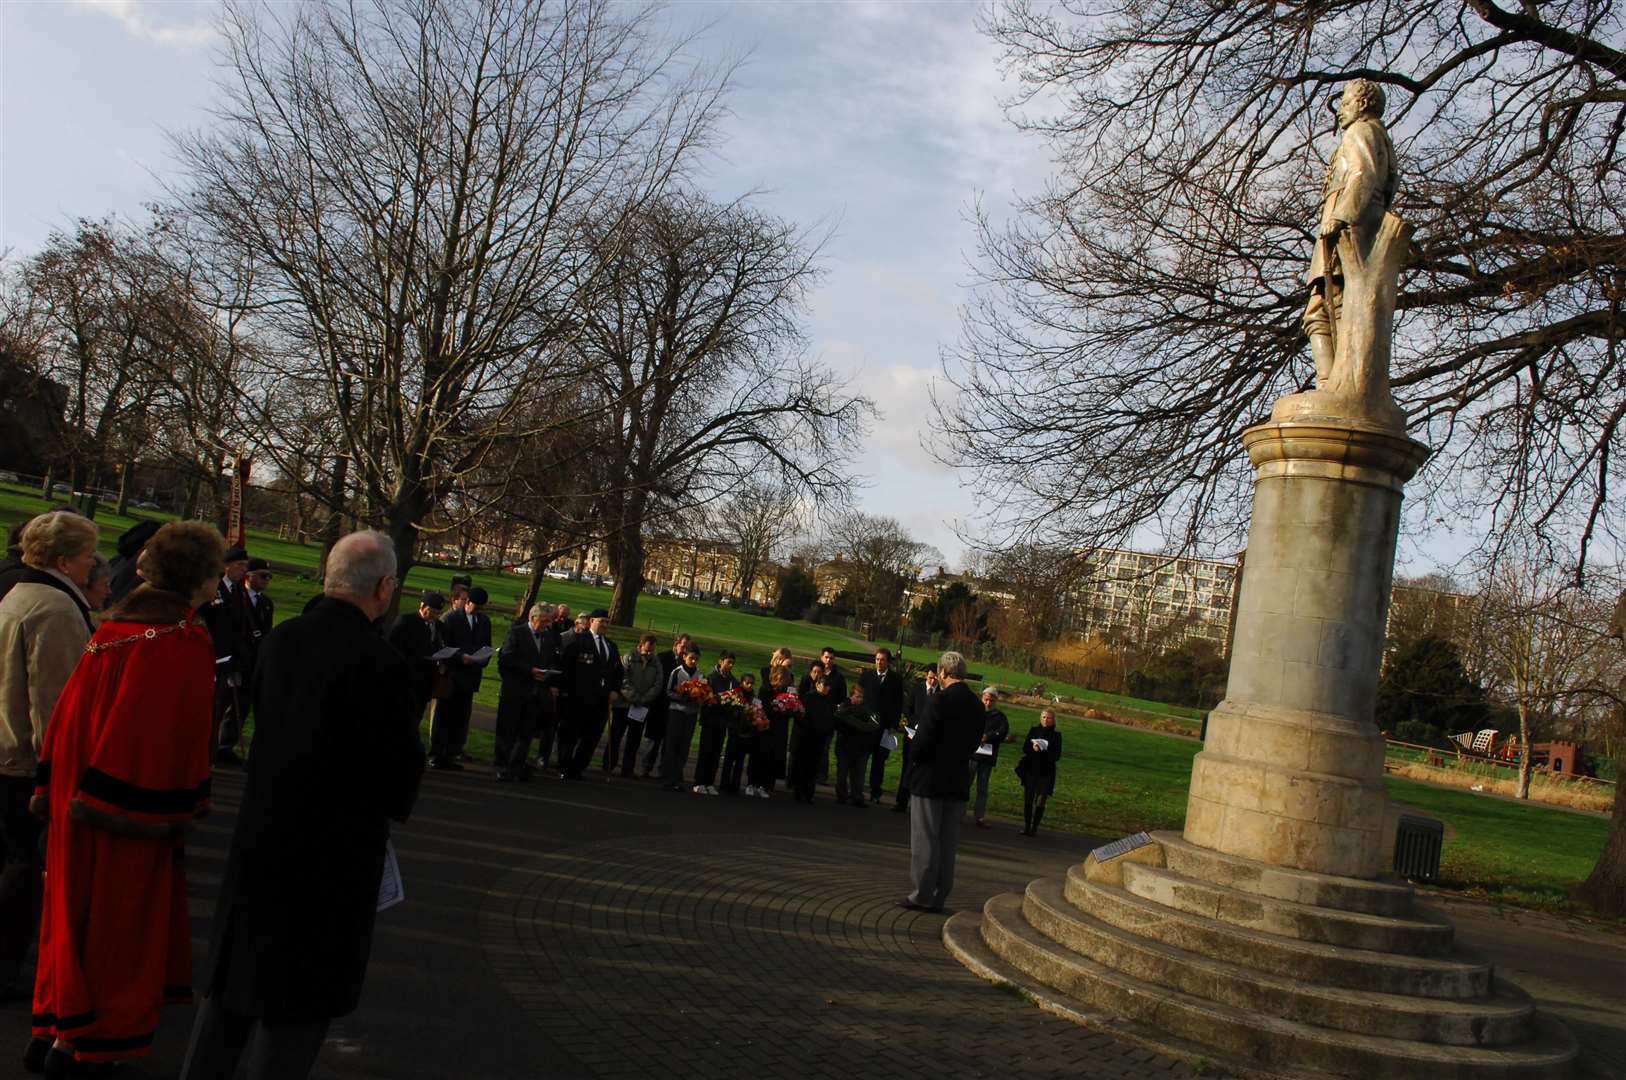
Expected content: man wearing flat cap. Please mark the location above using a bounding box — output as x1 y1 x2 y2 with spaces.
431 585 491 769
388 590 449 721
201 545 254 765
553 609 621 780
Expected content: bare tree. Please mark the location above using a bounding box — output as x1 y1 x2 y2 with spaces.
821 511 940 628
18 219 179 515
1467 550 1620 799
171 0 727 611
568 188 872 626
937 1 1626 573
706 478 806 603
1578 591 1626 917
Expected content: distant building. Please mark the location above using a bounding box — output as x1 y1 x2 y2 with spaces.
562 536 779 603
1064 546 1243 655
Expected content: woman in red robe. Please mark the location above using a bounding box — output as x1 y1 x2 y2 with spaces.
25 522 224 1076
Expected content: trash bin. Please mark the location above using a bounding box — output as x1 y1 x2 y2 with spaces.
1393 813 1444 883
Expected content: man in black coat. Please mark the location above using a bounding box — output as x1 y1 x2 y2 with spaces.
182 530 424 1080
553 608 622 780
106 518 160 605
430 585 492 770
799 646 846 783
200 545 253 766
893 664 939 812
899 652 984 913
494 604 559 781
387 589 447 720
859 647 905 804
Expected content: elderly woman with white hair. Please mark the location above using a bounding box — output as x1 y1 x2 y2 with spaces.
0 510 98 998
969 686 1011 829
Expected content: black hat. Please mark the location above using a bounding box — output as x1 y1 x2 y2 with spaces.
116 519 161 558
246 557 271 573
224 545 249 563
420 589 446 610
450 573 473 589
587 608 609 620
468 586 489 605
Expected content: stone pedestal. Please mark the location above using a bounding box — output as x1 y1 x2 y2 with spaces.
1184 418 1428 880
944 400 1579 1078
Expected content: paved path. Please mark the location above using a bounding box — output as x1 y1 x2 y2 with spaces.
4 756 1622 1078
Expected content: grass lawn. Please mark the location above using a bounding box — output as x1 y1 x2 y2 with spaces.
4 483 1612 914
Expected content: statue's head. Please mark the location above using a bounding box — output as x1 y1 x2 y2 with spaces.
1336 79 1386 128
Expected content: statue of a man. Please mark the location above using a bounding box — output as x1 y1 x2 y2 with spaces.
1304 79 1400 386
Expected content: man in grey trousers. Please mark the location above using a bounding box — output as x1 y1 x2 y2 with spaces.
898 651 985 913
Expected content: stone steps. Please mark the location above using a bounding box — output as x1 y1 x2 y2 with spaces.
970 892 1577 1080
1021 876 1535 1047
1155 829 1416 917
1121 860 1456 956
941 909 1300 1080
1068 863 1493 999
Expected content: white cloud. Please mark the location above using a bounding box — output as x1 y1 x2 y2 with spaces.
72 0 215 49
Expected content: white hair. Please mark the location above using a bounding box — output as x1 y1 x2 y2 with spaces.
528 604 548 620
938 650 967 678
325 530 396 596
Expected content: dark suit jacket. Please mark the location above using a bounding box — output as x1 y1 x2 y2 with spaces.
387 614 442 711
208 597 424 1022
905 680 937 725
557 632 622 714
905 680 985 801
497 622 557 712
200 579 251 682
858 667 905 729
440 607 492 692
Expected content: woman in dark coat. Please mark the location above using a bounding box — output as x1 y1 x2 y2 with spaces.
755 661 796 796
1015 708 1064 836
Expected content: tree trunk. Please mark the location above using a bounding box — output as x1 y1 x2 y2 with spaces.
517 529 556 618
1576 720 1626 917
384 511 420 625
182 471 203 520
1515 704 1533 799
114 457 133 516
607 522 646 627
315 456 349 581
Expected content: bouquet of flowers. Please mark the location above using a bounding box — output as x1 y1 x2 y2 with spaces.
676 678 716 708
748 701 770 732
769 691 804 717
709 686 749 731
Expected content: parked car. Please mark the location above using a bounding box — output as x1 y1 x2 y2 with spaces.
545 568 572 580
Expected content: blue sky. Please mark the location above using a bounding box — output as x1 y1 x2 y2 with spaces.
2 0 1056 568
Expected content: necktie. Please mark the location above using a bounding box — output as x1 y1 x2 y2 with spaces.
596 636 607 663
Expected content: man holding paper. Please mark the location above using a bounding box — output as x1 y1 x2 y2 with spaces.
494 604 558 781
430 586 492 770
898 651 984 913
183 530 424 1080
387 589 448 719
858 647 904 805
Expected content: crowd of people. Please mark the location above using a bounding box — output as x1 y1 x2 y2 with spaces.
0 505 1068 1077
393 590 1065 834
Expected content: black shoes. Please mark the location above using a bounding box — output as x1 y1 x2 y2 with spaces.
896 898 943 914
23 1037 49 1074
891 803 908 813
213 748 242 766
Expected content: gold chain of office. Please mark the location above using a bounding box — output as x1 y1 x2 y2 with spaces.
84 619 194 654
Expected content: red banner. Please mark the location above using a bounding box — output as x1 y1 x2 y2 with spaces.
228 456 250 547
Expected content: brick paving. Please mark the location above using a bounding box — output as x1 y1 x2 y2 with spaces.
3 754 1620 1078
